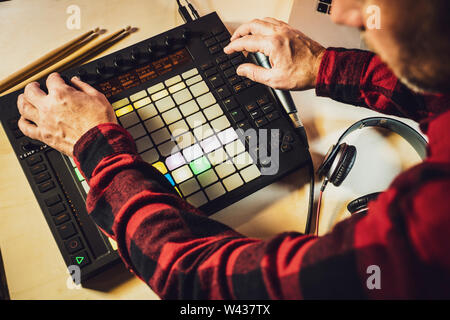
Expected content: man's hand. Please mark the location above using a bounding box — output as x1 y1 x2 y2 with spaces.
17 72 117 157
224 17 326 91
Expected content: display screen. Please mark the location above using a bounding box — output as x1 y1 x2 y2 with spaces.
97 48 192 98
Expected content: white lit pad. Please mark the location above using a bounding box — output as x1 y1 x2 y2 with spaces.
172 165 193 184
155 95 175 113
211 116 231 132
240 165 261 182
137 104 157 120
205 182 226 201
197 169 218 187
179 99 199 117
215 160 236 178
151 128 171 145
179 177 201 196
196 93 216 109
140 148 159 164
81 180 90 193
162 108 182 125
135 136 153 153
127 124 146 139
182 68 198 80
222 173 244 192
200 135 221 153
186 191 208 207
172 88 193 105
186 111 207 129
217 127 238 145
183 144 203 162
190 81 209 97
165 152 186 171
203 103 223 120
119 111 140 129
144 115 165 132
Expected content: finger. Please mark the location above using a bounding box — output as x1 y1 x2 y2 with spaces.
46 72 71 92
230 19 276 41
70 76 100 96
261 17 287 26
17 94 39 123
236 63 273 86
23 82 46 106
18 116 40 140
224 35 272 56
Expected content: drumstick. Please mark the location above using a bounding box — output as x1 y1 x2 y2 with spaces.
1 27 131 95
0 28 99 93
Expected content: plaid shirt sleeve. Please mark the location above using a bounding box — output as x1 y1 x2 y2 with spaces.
73 48 450 299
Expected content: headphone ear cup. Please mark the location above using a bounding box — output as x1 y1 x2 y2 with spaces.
329 145 357 186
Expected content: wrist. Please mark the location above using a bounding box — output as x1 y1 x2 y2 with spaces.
313 48 327 88
73 123 137 182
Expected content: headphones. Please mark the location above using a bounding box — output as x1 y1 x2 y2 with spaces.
316 117 427 220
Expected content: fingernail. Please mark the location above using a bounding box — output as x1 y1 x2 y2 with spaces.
72 76 80 81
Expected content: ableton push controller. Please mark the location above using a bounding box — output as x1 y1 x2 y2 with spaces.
0 12 310 281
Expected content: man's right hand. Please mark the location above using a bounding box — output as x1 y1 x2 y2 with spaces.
224 17 326 91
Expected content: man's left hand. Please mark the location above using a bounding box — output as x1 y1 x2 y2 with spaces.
17 72 117 157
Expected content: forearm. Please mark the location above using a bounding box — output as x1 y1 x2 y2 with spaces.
315 48 446 122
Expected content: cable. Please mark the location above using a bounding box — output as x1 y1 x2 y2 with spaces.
314 178 328 235
185 0 200 19
176 0 193 23
304 154 315 235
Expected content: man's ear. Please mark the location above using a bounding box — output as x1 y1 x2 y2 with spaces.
329 0 365 29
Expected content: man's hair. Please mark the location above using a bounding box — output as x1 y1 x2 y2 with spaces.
392 0 450 93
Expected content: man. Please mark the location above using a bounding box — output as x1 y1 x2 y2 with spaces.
16 0 449 298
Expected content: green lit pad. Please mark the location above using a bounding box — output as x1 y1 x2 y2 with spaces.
74 167 84 181
189 156 211 175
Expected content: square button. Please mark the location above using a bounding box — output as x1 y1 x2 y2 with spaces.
144 116 165 133
151 128 171 145
173 88 193 105
137 104 158 120
127 123 147 139
203 104 223 120
196 92 217 109
179 99 199 117
222 173 244 192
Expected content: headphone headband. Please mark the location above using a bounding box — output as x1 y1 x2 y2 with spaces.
317 117 428 176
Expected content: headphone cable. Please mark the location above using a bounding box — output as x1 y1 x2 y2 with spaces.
314 178 328 235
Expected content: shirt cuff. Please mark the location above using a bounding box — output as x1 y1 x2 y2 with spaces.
73 123 137 182
315 48 374 101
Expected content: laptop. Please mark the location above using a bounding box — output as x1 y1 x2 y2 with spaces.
288 0 366 49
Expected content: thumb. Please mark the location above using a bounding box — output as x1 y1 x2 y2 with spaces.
71 76 100 96
236 63 273 86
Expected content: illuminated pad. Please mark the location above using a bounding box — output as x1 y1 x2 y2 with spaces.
107 62 263 210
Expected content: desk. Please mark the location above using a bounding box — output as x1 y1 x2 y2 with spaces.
0 0 420 299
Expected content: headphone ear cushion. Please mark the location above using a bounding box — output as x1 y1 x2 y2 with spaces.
330 145 357 186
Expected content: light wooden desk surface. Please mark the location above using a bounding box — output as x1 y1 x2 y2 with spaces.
0 0 421 299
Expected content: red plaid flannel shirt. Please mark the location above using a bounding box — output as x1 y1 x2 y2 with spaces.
73 48 450 299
